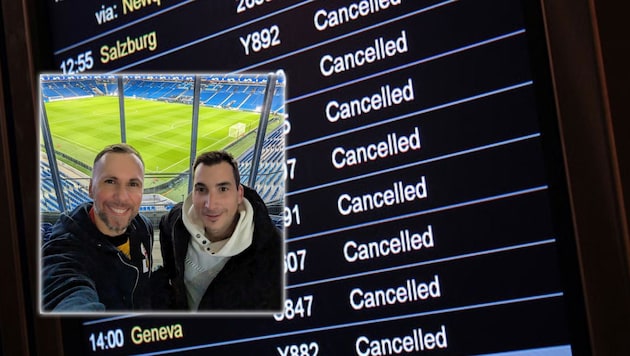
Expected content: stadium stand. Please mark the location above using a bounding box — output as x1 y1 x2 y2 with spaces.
41 74 285 113
40 160 91 212
237 127 284 204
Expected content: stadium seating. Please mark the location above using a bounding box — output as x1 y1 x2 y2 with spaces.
40 161 91 212
41 74 285 113
237 127 284 204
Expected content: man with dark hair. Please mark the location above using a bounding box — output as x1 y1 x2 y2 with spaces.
42 143 155 312
159 150 283 311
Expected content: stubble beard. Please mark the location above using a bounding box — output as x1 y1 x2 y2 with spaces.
97 208 134 235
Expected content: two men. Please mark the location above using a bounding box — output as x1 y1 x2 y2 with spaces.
42 143 154 311
159 151 283 311
42 146 282 312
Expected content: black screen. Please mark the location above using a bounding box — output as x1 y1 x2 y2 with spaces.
43 0 589 354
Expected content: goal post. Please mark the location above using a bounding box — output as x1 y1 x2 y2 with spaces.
229 122 246 138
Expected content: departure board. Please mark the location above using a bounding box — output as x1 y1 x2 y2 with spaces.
44 0 589 354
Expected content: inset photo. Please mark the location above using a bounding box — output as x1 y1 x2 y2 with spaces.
39 73 286 315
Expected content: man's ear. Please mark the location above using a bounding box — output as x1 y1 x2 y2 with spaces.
237 184 244 203
88 179 94 198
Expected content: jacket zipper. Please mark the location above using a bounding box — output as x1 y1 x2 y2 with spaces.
172 223 181 274
172 222 186 306
118 253 139 308
117 226 153 309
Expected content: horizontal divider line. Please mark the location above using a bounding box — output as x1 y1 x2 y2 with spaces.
134 292 564 355
55 0 198 55
287 238 556 289
83 232 554 325
234 0 460 74
113 0 455 73
286 80 532 151
288 185 548 242
285 27 524 105
287 132 540 196
109 0 317 73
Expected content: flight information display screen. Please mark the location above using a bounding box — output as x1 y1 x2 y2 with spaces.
43 0 589 354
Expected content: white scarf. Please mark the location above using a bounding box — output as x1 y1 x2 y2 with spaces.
180 193 254 309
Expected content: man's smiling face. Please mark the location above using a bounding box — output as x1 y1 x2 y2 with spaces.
89 152 144 236
192 161 244 242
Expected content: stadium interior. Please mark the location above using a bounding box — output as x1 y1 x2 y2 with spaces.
39 74 286 233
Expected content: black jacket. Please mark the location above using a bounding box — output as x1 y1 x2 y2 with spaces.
159 186 283 311
42 203 154 312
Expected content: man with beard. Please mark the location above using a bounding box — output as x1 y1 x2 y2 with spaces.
42 143 155 312
159 150 282 311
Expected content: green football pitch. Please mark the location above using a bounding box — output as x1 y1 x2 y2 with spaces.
43 96 272 193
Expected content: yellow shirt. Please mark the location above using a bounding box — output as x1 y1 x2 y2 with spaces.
89 206 130 259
